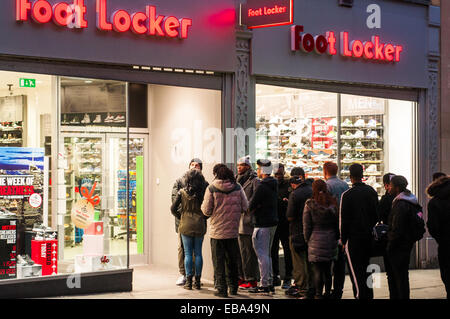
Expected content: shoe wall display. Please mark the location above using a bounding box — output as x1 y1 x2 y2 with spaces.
0 121 23 147
61 112 127 127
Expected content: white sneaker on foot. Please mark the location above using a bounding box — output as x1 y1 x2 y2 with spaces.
176 275 186 286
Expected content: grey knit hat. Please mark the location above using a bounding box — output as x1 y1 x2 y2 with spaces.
237 155 252 166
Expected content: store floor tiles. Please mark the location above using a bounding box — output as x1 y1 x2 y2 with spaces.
49 265 447 299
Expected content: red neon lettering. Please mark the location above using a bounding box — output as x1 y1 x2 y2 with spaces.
32 0 52 24
16 0 31 21
352 40 364 58
96 0 112 31
147 5 164 36
326 31 337 55
53 2 72 27
364 41 374 59
131 12 147 34
180 18 192 39
74 0 87 28
395 45 403 62
164 16 180 38
112 10 131 33
340 32 352 57
372 36 385 60
301 33 314 53
291 25 303 51
315 35 328 54
384 43 395 62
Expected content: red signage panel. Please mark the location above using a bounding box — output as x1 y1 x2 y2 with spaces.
241 0 293 29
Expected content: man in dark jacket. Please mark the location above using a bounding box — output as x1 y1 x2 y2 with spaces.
236 155 260 290
340 163 379 300
386 175 422 299
426 174 450 299
248 159 279 294
285 170 313 299
271 163 293 289
378 173 396 224
171 158 208 286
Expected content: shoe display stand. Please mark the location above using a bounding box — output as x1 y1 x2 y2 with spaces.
0 121 23 147
61 112 126 127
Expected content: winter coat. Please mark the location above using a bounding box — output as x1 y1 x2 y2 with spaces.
248 176 279 228
201 180 249 240
286 180 313 251
387 191 422 252
171 175 208 233
303 199 339 262
236 169 260 235
171 189 207 237
378 192 395 224
427 176 450 246
277 178 291 226
340 182 379 245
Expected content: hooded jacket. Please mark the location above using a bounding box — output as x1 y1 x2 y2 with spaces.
201 179 248 240
387 191 422 252
171 189 207 237
426 176 450 245
303 199 339 263
236 169 260 235
286 179 313 251
248 176 279 228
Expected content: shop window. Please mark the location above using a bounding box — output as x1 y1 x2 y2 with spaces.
256 84 417 196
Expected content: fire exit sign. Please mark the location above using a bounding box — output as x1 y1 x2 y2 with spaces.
19 78 36 88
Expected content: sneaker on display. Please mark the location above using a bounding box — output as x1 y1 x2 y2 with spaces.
327 130 337 138
367 119 378 128
367 131 379 139
328 118 337 127
93 115 102 124
342 118 353 127
354 130 365 139
70 117 80 124
114 115 126 123
341 132 354 139
81 114 91 124
269 116 280 124
366 164 379 174
104 115 114 123
354 118 366 127
355 141 364 149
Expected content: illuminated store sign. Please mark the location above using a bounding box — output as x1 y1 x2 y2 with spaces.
291 25 403 63
241 0 293 29
15 0 193 39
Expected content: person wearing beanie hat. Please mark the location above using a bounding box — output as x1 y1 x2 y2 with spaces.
236 155 261 290
247 159 279 294
171 158 208 286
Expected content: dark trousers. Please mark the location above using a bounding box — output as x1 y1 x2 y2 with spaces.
332 245 346 297
345 239 373 300
386 246 413 300
384 253 398 299
211 238 240 293
271 223 293 280
438 244 450 299
289 238 314 296
311 261 333 297
238 234 259 282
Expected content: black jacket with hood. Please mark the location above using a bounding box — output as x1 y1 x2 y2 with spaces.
387 191 422 252
248 176 279 228
426 176 450 246
286 179 313 251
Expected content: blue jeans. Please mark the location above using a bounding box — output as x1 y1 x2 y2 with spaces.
181 234 204 277
252 226 277 287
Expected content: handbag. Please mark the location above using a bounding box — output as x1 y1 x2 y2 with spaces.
371 222 389 257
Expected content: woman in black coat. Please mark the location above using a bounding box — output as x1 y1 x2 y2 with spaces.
303 179 339 299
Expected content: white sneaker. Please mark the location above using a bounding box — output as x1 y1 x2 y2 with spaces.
366 164 379 174
93 115 102 124
81 114 91 124
176 275 186 286
367 130 379 139
354 130 365 139
367 119 378 128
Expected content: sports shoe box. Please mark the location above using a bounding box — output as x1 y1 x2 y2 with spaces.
82 234 104 256
74 255 116 273
31 239 58 276
17 263 42 279
85 222 103 236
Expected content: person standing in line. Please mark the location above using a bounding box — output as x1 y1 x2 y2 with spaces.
171 169 208 290
171 158 208 286
236 156 260 290
272 163 293 290
340 163 379 300
202 164 249 298
323 162 349 300
386 176 424 299
426 173 450 299
303 179 339 299
377 173 397 299
432 172 447 181
285 171 314 299
248 159 279 294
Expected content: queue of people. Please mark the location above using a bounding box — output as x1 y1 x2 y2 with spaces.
171 157 449 299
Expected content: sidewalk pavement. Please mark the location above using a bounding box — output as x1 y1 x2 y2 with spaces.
51 265 447 299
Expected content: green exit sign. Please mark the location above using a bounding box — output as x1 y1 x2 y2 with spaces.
19 78 36 88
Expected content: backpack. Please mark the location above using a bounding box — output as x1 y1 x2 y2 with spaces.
408 203 426 242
